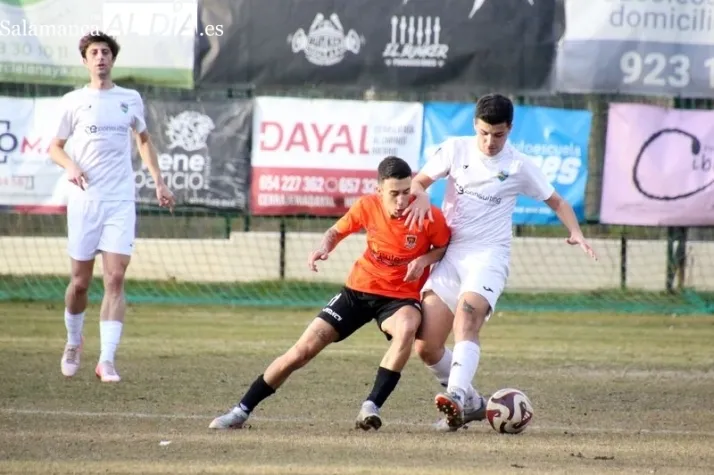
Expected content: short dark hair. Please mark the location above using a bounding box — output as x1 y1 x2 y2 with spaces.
475 93 514 126
79 31 120 60
377 156 412 182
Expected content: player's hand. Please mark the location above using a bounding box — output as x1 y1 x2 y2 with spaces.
403 191 433 231
566 232 598 261
66 162 87 190
308 249 329 272
156 182 175 214
404 257 427 282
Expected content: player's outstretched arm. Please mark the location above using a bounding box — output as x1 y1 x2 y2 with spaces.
309 198 365 272
307 226 349 272
545 192 598 260
49 138 86 190
135 131 175 211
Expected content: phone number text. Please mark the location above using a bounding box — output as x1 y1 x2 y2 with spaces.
258 174 378 195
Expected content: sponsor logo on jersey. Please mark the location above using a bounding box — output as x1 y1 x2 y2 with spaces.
455 183 502 205
84 124 127 134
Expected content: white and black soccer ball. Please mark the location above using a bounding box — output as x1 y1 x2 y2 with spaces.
486 388 534 434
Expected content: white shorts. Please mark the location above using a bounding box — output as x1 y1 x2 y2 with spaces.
67 200 136 261
421 248 509 320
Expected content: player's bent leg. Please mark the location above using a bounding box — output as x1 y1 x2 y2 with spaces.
95 251 130 383
414 290 454 380
209 318 338 430
61 258 95 377
435 291 490 429
263 317 338 388
377 305 421 372
355 304 421 431
414 291 484 431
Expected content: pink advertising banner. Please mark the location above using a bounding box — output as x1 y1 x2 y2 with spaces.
600 103 714 226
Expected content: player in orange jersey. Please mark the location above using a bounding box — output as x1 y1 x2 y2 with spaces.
209 156 451 431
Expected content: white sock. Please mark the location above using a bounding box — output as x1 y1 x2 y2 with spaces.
99 321 123 363
427 348 453 388
447 341 481 403
428 347 479 402
64 309 84 346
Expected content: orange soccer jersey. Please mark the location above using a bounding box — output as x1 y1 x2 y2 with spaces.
332 194 451 301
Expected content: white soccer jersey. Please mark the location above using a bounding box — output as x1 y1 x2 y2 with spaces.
420 136 555 252
53 85 147 202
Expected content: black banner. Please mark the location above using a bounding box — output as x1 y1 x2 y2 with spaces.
196 0 564 92
133 100 252 211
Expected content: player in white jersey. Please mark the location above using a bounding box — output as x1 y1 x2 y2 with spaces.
404 93 597 430
48 32 175 383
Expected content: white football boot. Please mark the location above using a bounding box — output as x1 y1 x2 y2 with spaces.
434 391 466 430
60 336 84 377
355 401 382 431
95 361 121 383
434 394 487 432
209 406 249 430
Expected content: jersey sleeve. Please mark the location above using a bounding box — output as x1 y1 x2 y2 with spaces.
427 206 451 248
52 95 74 140
419 140 454 180
333 198 365 236
131 92 148 134
520 156 556 201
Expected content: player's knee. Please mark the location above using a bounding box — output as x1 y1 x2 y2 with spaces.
103 269 126 294
414 338 441 365
394 313 420 343
70 274 91 295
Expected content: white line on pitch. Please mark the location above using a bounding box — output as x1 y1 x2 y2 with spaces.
2 408 713 437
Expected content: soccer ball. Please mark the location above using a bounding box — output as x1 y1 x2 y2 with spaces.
486 388 534 434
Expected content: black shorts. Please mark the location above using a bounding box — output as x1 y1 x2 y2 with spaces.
317 287 422 342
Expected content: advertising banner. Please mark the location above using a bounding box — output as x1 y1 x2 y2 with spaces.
0 0 196 88
0 96 68 211
134 100 252 211
196 0 562 92
421 102 593 224
600 103 714 226
251 96 424 216
556 0 714 97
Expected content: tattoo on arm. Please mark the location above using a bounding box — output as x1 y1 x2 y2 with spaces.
461 301 476 314
318 228 344 253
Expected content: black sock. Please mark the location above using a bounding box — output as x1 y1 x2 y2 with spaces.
238 374 276 413
366 367 401 408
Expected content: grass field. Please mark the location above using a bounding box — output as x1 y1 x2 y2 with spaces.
1 302 713 474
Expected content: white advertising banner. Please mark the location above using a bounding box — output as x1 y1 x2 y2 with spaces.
0 0 197 88
556 0 714 97
251 96 424 216
0 96 69 210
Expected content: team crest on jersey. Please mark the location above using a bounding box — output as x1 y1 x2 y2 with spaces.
404 234 417 249
120 102 128 113
497 170 510 182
